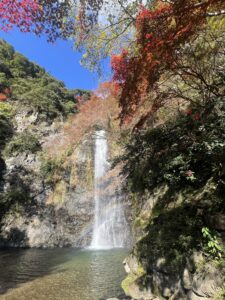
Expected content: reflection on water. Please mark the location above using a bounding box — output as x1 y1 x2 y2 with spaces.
0 248 128 300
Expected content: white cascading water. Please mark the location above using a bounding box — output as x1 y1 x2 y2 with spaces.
90 130 128 249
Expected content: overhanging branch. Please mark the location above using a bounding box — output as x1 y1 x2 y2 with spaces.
206 9 225 16
161 0 225 17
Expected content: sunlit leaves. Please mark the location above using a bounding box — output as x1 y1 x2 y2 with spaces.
111 0 225 125
0 0 74 42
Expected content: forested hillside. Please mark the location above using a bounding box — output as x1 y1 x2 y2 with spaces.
0 39 90 154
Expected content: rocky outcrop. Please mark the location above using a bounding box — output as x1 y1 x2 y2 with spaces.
121 183 225 300
123 251 224 300
0 103 97 247
0 40 132 249
0 106 132 248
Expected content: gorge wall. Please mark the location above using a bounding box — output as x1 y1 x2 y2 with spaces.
119 101 225 300
0 40 132 248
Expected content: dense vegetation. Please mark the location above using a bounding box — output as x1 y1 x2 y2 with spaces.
121 97 225 269
0 40 90 118
0 39 90 218
0 38 91 160
114 8 225 294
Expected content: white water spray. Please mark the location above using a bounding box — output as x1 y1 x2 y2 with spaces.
90 130 128 249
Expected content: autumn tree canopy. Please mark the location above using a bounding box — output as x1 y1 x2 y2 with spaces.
111 0 225 125
0 0 75 41
0 0 224 127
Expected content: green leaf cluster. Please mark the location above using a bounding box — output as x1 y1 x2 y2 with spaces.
0 188 31 216
0 115 13 151
3 132 41 156
122 97 225 205
202 227 224 259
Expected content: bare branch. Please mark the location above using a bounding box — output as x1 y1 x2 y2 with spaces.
117 0 136 22
206 9 225 17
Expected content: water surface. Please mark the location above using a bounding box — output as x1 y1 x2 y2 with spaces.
0 248 128 300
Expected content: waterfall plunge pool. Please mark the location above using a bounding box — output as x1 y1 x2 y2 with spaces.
0 248 129 300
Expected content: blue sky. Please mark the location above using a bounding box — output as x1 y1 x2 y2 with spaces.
0 30 103 91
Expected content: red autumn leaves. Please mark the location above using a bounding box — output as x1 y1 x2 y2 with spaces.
110 0 221 125
186 109 201 121
0 87 11 101
0 0 40 32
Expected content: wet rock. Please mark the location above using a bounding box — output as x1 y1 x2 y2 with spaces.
182 268 193 290
190 262 223 299
207 214 225 231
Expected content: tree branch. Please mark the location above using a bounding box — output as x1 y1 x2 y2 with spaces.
117 0 136 22
206 9 225 17
161 0 225 17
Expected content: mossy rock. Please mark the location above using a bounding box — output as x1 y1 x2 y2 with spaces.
48 180 68 204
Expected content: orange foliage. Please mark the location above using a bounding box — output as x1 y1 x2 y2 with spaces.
0 93 7 101
43 82 120 156
111 0 224 126
0 87 11 101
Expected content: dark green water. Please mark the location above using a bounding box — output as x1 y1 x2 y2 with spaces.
0 248 128 300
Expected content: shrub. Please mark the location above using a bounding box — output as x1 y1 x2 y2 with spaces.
0 114 13 150
122 96 225 200
4 132 41 156
63 100 77 115
202 227 224 259
0 188 31 215
0 102 14 117
40 155 65 185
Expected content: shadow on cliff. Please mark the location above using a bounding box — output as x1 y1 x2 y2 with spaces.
134 202 205 297
0 166 41 223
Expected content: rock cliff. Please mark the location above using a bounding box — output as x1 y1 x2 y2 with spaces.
0 40 97 247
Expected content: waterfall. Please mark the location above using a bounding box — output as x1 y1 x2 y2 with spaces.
90 130 129 249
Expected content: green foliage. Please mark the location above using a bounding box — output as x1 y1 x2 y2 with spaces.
121 97 225 209
0 72 9 88
3 132 41 156
0 114 13 151
0 102 14 117
11 53 40 77
0 41 14 61
63 100 77 115
0 188 31 214
40 155 65 185
10 75 78 117
73 0 138 74
0 39 90 118
202 227 223 259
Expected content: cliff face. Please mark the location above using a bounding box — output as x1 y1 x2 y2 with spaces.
0 117 131 248
119 100 225 300
122 185 225 300
0 131 95 248
0 40 132 248
0 40 96 247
